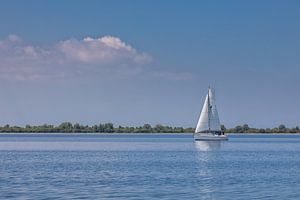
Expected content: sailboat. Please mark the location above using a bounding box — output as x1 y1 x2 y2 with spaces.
194 87 228 141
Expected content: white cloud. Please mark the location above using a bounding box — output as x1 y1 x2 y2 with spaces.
58 36 151 64
7 34 21 43
0 34 151 80
97 36 133 50
0 34 192 82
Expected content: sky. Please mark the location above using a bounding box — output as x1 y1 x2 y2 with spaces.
0 0 299 128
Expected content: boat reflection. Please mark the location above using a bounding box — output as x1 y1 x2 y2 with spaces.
194 141 221 151
194 141 221 198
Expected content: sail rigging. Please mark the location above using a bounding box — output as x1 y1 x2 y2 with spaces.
195 88 221 133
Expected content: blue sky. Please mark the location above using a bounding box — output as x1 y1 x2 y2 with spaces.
0 0 299 128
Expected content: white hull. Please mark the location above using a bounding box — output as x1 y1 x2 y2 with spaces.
194 133 228 141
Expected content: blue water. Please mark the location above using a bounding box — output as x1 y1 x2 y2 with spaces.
0 134 299 199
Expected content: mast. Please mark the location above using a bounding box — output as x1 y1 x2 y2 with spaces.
195 86 222 134
207 88 211 131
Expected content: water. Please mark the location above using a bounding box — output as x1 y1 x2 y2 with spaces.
0 134 299 199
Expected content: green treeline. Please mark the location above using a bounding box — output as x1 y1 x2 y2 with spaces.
223 124 300 133
0 123 299 133
0 123 194 133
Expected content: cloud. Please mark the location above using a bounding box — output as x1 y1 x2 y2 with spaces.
0 34 192 82
0 34 151 80
58 36 151 64
7 34 22 43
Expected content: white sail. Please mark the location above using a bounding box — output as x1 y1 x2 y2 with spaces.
208 89 221 131
194 87 228 141
195 88 221 133
195 94 210 133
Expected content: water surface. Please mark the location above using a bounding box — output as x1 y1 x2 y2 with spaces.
0 134 299 199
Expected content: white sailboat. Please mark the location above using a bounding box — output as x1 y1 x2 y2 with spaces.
194 87 228 141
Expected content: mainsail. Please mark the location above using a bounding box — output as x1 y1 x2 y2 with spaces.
195 88 221 133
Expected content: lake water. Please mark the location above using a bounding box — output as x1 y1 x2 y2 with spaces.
0 134 299 199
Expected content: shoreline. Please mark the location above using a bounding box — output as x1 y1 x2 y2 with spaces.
0 132 300 135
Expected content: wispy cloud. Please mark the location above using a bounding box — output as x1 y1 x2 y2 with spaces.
0 34 151 80
58 36 151 64
0 34 193 82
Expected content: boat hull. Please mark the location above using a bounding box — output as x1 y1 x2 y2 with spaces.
194 133 228 141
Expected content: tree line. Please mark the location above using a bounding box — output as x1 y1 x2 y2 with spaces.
0 123 194 133
222 124 300 133
0 123 299 133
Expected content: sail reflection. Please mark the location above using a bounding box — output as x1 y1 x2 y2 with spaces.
194 141 221 151
194 141 221 198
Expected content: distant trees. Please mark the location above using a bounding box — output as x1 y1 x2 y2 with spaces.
278 124 286 132
0 122 299 133
142 124 152 133
225 123 300 133
243 124 249 131
0 122 194 133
